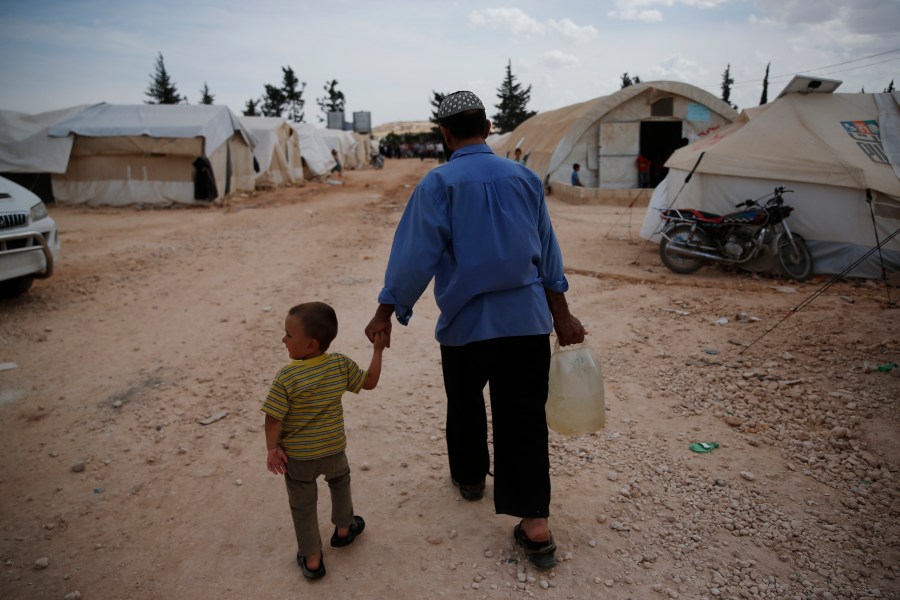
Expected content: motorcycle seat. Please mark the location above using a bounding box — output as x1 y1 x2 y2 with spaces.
661 208 725 224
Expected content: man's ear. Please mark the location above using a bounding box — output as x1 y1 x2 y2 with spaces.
439 124 452 148
483 119 492 139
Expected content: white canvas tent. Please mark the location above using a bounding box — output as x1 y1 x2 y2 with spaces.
292 123 337 178
46 103 256 206
318 128 359 168
0 105 91 174
492 81 737 189
640 90 900 279
0 105 94 202
238 116 303 188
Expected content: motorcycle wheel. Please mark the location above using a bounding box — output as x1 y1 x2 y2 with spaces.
777 234 813 281
659 224 710 274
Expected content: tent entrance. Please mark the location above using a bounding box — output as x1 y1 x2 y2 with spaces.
640 121 682 187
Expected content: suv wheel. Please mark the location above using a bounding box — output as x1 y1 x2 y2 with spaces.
0 276 34 297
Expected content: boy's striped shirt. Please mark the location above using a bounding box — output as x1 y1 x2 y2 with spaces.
262 353 366 459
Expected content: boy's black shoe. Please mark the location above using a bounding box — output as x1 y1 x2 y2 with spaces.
330 515 366 548
297 553 326 580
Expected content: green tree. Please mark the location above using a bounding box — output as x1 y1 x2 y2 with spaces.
257 66 307 121
759 62 770 105
316 80 346 122
144 52 183 104
721 63 737 109
199 82 214 105
886 80 895 93
620 73 642 88
260 83 286 117
429 91 447 137
243 98 260 116
282 66 307 123
492 60 536 133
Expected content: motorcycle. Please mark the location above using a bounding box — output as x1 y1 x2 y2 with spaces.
657 186 813 281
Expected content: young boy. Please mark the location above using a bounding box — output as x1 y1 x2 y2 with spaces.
262 301 386 580
330 149 343 177
571 163 583 187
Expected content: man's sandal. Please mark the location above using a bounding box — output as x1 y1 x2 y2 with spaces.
513 521 558 570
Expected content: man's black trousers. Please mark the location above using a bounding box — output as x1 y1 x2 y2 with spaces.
440 334 551 518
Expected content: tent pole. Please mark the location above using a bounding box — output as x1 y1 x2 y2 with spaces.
631 152 705 265
602 188 647 240
866 188 894 306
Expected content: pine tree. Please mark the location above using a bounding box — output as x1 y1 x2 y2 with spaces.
429 91 447 136
260 84 286 117
144 52 183 104
282 66 307 123
721 63 737 109
316 80 346 122
257 66 307 121
492 60 536 133
886 80 895 93
759 63 770 105
199 82 214 105
243 99 260 116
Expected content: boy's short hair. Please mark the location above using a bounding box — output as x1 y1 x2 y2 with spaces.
439 109 488 140
288 302 338 351
573 163 580 169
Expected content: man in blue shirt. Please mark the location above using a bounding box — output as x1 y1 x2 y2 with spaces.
365 91 585 570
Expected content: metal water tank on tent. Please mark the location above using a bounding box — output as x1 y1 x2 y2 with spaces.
353 112 372 134
327 111 344 130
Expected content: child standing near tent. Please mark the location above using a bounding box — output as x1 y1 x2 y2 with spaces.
262 301 386 579
571 163 583 187
330 149 343 177
636 154 652 188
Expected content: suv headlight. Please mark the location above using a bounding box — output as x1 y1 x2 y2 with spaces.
29 201 48 223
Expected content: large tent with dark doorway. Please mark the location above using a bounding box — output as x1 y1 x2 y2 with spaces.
639 88 900 279
492 81 738 190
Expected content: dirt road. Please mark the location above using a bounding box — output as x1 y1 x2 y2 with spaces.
2 159 898 599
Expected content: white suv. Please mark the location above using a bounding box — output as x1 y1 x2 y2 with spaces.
0 176 60 297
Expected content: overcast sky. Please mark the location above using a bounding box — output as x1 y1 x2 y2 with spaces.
0 0 898 127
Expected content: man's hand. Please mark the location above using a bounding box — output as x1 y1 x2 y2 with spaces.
266 446 288 475
554 314 586 346
365 304 394 348
545 290 586 346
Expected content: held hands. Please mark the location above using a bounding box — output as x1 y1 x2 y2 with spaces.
372 330 388 352
365 308 393 348
266 446 288 475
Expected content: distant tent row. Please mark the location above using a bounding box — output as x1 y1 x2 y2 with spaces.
0 103 374 206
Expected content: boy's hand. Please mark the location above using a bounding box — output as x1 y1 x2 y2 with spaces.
365 305 393 348
372 331 388 352
266 446 288 475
